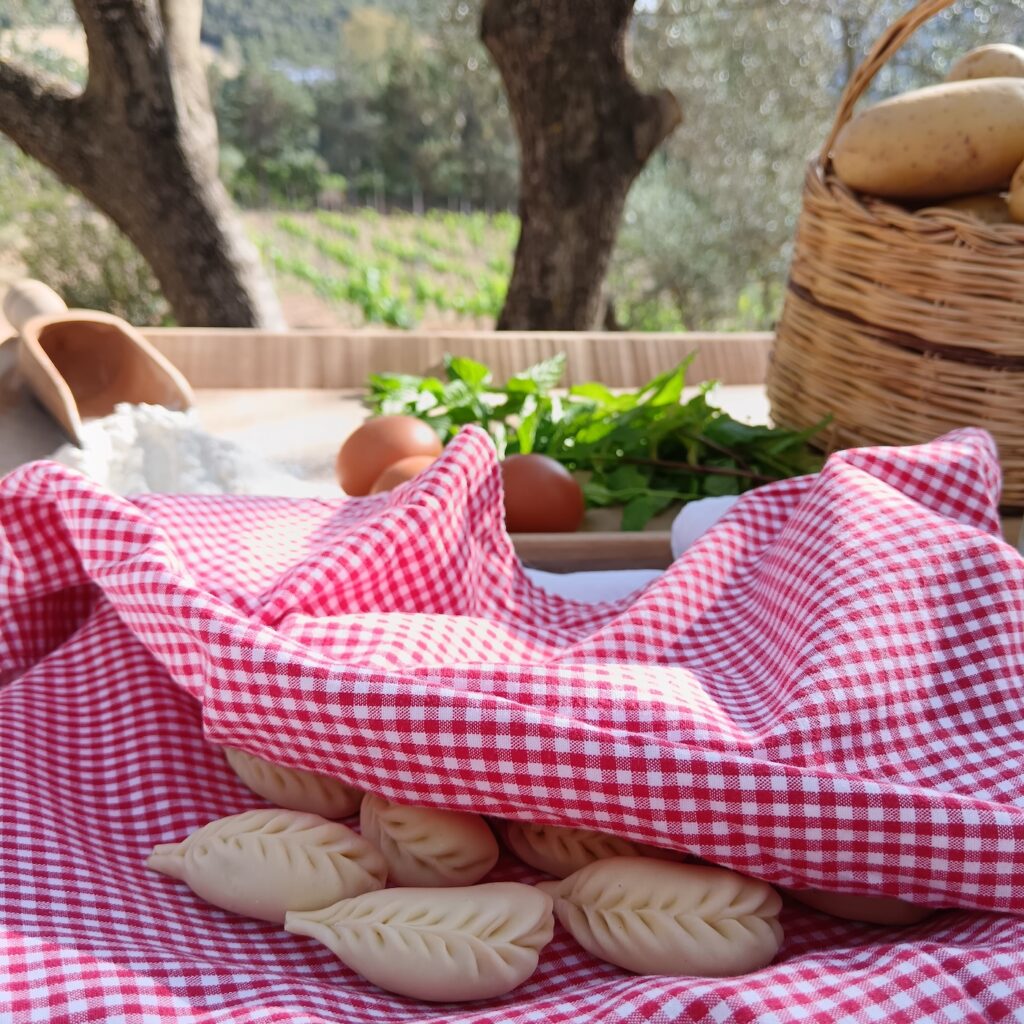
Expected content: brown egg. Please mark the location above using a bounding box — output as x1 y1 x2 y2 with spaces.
336 416 443 496
501 454 585 533
370 455 438 494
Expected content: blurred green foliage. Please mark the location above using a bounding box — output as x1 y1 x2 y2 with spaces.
7 0 1024 329
20 197 170 324
612 0 1024 331
0 137 168 323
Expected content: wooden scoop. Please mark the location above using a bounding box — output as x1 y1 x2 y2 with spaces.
4 280 195 444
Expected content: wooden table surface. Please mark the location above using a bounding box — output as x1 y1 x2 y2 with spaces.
0 332 769 570
0 330 770 482
3 335 1020 558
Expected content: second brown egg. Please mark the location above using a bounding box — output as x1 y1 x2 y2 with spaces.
370 455 439 494
335 415 443 496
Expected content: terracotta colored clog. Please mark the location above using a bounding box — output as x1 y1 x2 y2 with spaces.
4 280 194 444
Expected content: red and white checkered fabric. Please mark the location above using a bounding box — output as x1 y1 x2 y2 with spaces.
3 425 1024 1023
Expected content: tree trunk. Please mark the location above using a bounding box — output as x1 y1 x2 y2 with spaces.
481 0 681 331
0 0 284 328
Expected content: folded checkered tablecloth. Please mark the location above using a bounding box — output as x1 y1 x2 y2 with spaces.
3 425 1024 1023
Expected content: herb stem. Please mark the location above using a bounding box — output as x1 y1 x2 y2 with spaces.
568 453 778 483
689 431 754 470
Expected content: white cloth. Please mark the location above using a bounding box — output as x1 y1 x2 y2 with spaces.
670 494 741 558
525 497 742 603
523 568 662 603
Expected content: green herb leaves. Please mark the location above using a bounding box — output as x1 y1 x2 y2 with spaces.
367 354 826 530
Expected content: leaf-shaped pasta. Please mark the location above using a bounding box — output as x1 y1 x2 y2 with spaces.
539 856 783 977
223 747 363 819
359 793 499 887
502 820 680 878
788 888 932 925
285 882 554 1002
146 809 387 923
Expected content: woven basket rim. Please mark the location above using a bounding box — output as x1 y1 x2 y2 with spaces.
805 162 1024 248
789 162 1024 362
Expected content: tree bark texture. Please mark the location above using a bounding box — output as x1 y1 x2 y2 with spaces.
482 0 681 331
0 0 284 328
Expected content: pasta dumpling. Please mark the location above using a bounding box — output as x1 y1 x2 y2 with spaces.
285 882 554 1002
223 747 363 819
787 887 932 925
501 820 679 878
359 793 499 887
539 856 783 977
146 809 387 923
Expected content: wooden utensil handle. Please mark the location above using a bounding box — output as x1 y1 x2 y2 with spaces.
3 279 68 334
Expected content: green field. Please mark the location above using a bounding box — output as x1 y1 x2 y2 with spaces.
248 206 779 333
250 209 518 330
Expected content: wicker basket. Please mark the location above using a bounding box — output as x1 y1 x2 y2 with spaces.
768 0 1024 508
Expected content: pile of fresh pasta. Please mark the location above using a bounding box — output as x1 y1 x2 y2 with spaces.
146 747 930 1003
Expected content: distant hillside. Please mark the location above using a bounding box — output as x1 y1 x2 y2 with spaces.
201 0 431 67
200 1 352 65
0 2 72 30
4 2 428 69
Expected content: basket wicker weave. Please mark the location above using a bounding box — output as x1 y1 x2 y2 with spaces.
767 0 1024 508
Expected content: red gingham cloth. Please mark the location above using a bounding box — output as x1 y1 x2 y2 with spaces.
3 425 1024 1023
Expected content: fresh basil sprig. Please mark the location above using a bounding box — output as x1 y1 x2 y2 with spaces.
367 353 827 530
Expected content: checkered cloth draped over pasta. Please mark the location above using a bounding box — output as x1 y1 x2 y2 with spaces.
3 425 1024 1023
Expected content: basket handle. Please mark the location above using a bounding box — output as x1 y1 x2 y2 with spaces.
819 0 956 163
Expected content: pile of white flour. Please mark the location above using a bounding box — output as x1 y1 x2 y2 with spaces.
51 403 337 498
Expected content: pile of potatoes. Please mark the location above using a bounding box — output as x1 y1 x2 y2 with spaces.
831 43 1024 222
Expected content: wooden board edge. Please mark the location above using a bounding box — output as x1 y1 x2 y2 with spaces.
141 329 773 390
512 531 673 573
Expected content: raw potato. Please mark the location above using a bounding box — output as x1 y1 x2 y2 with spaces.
224 747 363 819
285 882 554 1002
539 857 783 977
359 793 500 887
831 78 1024 199
146 809 387 923
947 43 1024 82
926 193 1011 224
788 888 932 926
502 820 681 879
1009 159 1024 223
